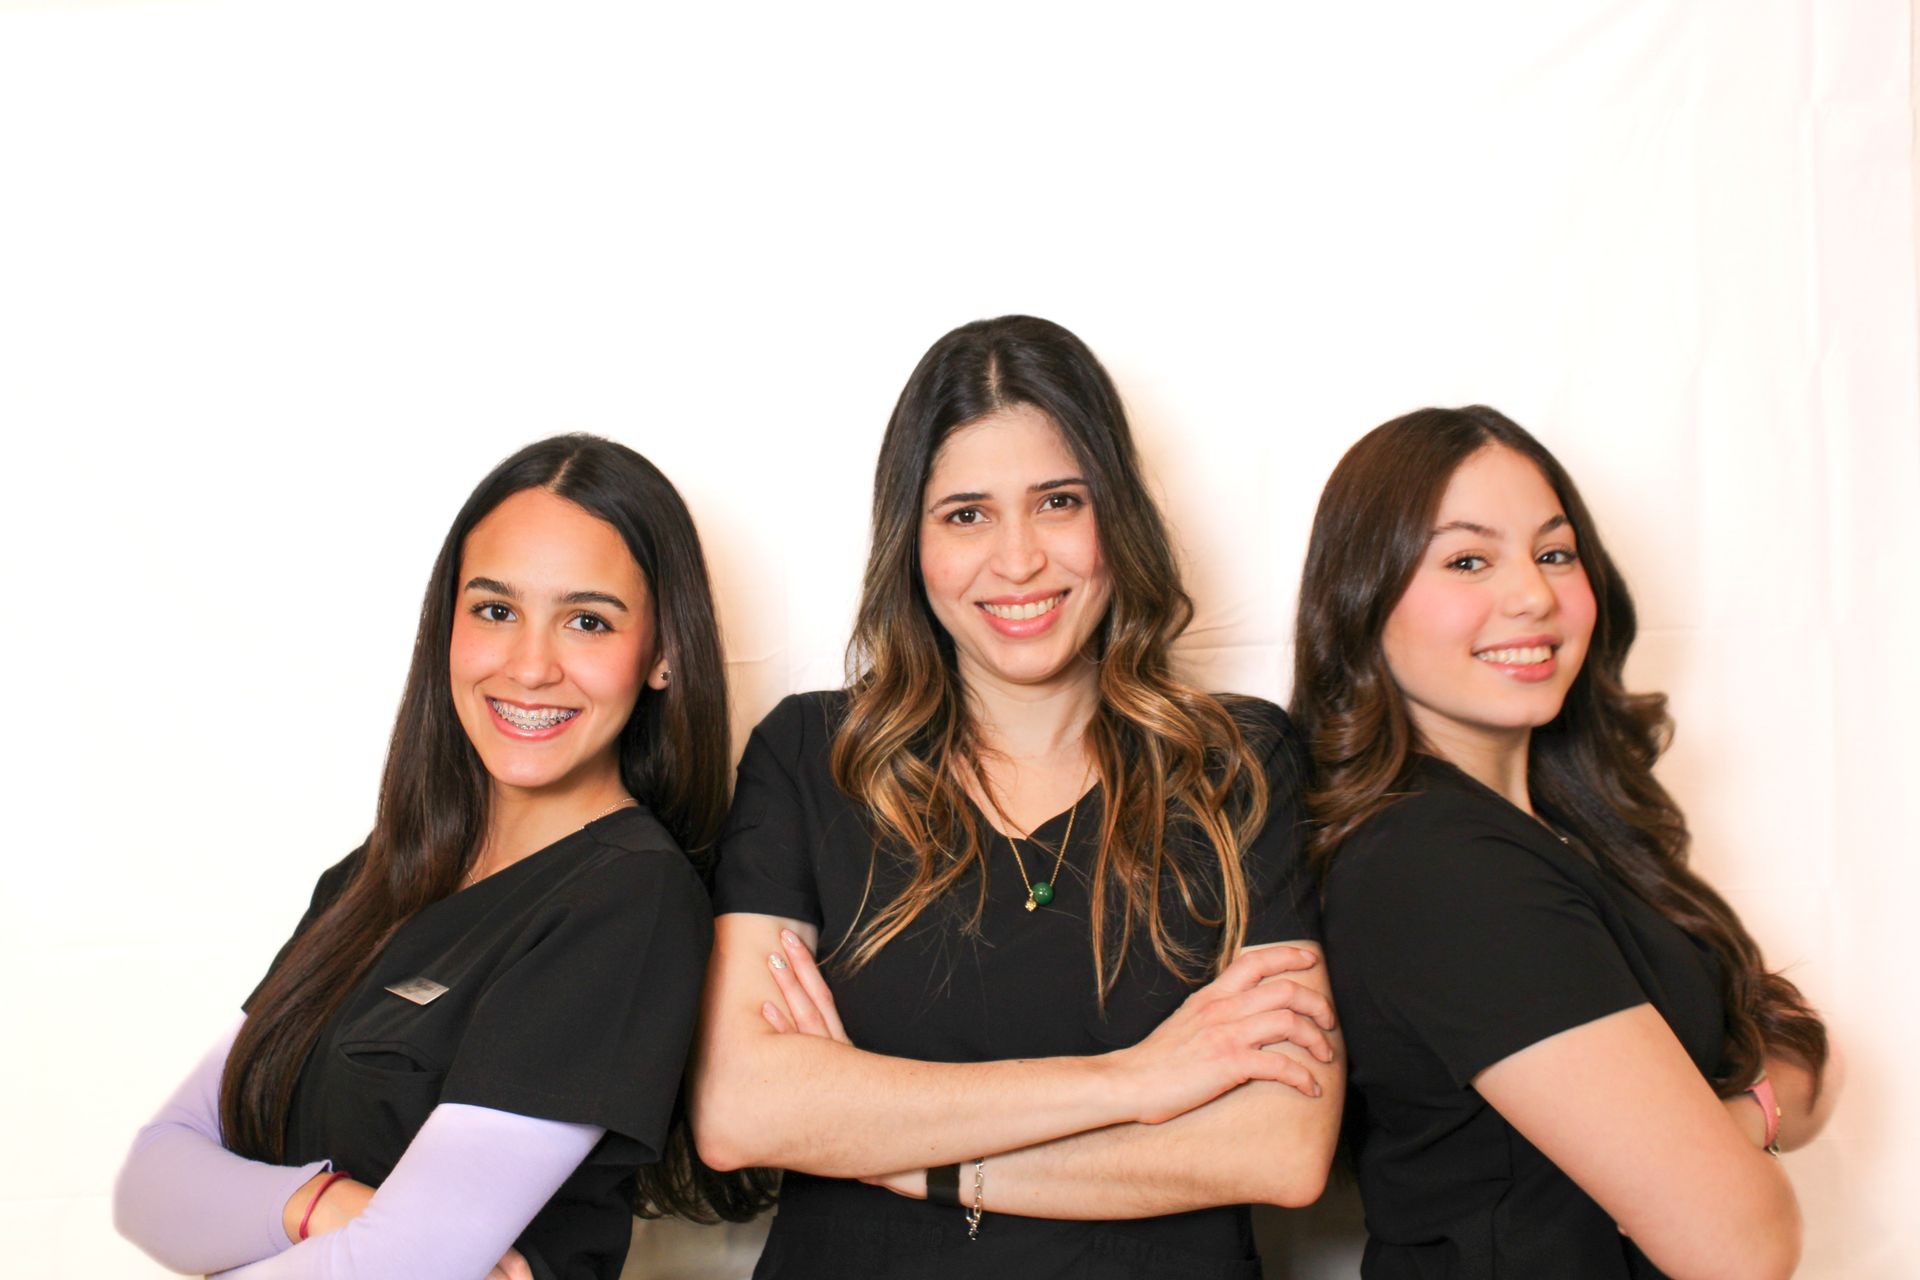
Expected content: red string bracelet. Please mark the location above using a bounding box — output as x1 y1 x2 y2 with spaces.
298 1170 354 1241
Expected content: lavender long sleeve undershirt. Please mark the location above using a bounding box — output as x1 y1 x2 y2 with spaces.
115 1017 606 1279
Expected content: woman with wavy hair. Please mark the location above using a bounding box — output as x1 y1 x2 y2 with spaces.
1294 406 1837 1279
115 435 773 1279
693 316 1343 1279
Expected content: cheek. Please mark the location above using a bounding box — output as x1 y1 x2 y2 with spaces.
447 618 499 686
1384 577 1484 671
1069 526 1106 594
572 636 649 706
918 532 974 606
1558 571 1599 651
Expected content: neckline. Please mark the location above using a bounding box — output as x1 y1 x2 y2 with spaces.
964 777 1102 843
1412 752 1572 849
454 804 638 897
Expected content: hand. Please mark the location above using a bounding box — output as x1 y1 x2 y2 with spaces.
761 928 852 1045
1111 945 1337 1124
763 932 923 1194
487 1247 533 1280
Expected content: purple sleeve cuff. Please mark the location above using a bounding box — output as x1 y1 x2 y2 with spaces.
212 1103 603 1280
114 1017 330 1273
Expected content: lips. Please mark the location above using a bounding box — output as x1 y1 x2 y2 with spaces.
976 590 1069 638
487 697 580 736
1471 637 1560 683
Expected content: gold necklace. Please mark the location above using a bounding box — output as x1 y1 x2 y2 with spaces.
1007 797 1079 912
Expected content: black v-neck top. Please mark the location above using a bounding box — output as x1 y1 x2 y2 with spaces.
248 807 711 1280
1321 755 1727 1280
713 690 1321 1280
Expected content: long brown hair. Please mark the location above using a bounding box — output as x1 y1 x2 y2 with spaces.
1290 405 1827 1093
222 434 775 1221
832 315 1271 997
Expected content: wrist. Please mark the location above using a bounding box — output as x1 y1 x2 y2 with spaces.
1091 1046 1148 1126
1744 1077 1783 1154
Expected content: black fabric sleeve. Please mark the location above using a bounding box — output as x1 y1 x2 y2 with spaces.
438 852 713 1164
244 846 365 1012
711 694 825 924
1235 701 1323 946
1331 811 1648 1086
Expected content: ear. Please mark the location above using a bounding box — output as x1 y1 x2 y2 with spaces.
646 656 671 691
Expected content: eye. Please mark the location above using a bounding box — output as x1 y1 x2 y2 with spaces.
1041 491 1081 510
567 613 614 634
1444 554 1489 574
1538 548 1579 567
471 602 516 623
945 507 984 526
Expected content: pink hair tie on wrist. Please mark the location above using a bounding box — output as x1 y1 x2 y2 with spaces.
1745 1078 1782 1154
298 1170 353 1241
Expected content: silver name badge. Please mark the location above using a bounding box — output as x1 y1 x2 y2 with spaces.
385 977 450 1006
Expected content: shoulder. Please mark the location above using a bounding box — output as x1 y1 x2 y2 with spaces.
1216 694 1306 792
747 690 849 756
1325 763 1579 925
308 844 368 915
566 809 711 920
1218 693 1294 749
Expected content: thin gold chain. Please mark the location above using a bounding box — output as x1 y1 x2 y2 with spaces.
1007 796 1079 911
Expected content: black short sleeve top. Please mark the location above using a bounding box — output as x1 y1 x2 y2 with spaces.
1322 755 1727 1280
712 690 1320 1280
248 807 712 1280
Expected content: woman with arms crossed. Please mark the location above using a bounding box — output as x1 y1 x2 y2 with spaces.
693 316 1343 1279
1295 406 1836 1279
115 436 773 1279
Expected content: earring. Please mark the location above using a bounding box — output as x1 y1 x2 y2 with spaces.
660 668 671 686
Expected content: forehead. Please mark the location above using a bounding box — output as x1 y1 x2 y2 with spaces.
460 489 647 590
1434 445 1565 528
926 403 1076 489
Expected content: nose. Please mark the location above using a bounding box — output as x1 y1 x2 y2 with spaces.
1501 558 1556 618
988 513 1047 584
504 624 564 690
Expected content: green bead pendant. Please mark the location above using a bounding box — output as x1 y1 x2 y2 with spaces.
1031 881 1055 907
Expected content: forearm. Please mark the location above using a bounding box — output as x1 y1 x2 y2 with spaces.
214 1104 601 1280
114 1018 329 1274
694 1028 1137 1177
897 1042 1342 1220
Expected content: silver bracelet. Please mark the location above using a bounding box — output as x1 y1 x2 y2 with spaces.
964 1157 985 1240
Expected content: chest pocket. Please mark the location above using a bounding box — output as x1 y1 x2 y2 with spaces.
314 991 457 1183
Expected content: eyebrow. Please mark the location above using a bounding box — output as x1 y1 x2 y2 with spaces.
462 576 631 613
928 477 1089 511
1428 514 1570 540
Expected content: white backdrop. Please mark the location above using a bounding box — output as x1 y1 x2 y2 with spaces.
1 2 1914 1277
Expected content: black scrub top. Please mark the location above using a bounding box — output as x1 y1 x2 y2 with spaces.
713 691 1321 1280
248 806 711 1280
1321 755 1727 1280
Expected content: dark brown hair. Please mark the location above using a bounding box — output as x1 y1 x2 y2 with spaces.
832 315 1272 995
221 434 775 1220
1290 405 1827 1093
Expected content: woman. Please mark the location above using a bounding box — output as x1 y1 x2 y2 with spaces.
1294 406 1837 1279
692 316 1344 1279
115 435 774 1279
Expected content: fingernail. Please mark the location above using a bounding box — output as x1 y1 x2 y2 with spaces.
781 930 800 948
762 1002 780 1020
1313 1083 1323 1097
768 953 789 971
